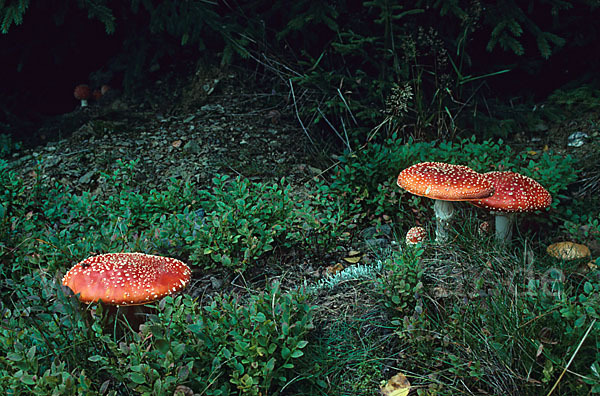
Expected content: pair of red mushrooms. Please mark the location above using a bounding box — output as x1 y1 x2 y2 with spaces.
397 162 552 244
74 84 110 107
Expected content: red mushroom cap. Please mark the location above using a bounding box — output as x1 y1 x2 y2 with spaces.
397 162 494 201
406 226 427 245
62 253 191 306
74 84 91 100
472 171 552 213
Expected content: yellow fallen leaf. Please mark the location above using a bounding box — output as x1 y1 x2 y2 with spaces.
381 372 410 396
527 150 538 156
343 250 362 264
343 255 361 264
344 250 362 264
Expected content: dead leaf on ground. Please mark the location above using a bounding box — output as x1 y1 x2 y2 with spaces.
173 385 194 396
536 343 544 358
380 371 411 396
343 250 362 264
325 263 344 275
547 241 591 260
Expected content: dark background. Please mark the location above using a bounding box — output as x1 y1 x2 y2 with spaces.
1 0 599 144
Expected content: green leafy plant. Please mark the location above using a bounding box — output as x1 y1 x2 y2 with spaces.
378 248 425 318
115 282 314 395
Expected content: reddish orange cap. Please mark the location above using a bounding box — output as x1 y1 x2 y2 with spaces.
397 162 494 201
472 171 551 213
62 253 191 306
73 84 91 100
406 226 427 245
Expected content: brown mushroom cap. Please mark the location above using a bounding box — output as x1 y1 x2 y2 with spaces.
73 84 91 100
547 242 591 261
62 253 191 306
397 162 494 201
472 171 552 213
406 226 427 245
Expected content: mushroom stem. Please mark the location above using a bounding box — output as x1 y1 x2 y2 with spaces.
434 200 454 242
494 212 515 242
80 99 88 107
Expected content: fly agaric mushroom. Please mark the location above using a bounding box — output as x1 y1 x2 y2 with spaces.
471 171 552 242
406 226 427 245
397 162 494 242
74 84 91 107
479 221 491 236
62 252 191 306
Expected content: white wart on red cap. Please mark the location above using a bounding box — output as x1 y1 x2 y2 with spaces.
473 171 552 212
406 226 427 245
397 162 494 201
62 253 191 306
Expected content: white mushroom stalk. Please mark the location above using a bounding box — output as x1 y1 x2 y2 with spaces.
492 211 516 241
434 200 454 242
397 162 494 243
471 171 552 244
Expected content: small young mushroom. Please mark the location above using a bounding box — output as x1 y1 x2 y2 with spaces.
73 84 91 107
406 226 427 245
471 171 552 242
479 221 491 236
397 162 494 242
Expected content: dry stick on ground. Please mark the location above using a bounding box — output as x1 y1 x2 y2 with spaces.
317 107 351 152
546 318 596 396
289 79 315 146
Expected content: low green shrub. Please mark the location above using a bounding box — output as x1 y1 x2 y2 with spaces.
0 134 20 158
378 248 425 316
128 282 314 395
158 175 298 270
156 174 357 271
0 271 105 394
1 271 314 395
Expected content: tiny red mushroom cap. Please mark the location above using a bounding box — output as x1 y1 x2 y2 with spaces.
74 84 91 101
397 162 494 201
406 226 427 245
62 253 191 306
472 171 552 212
